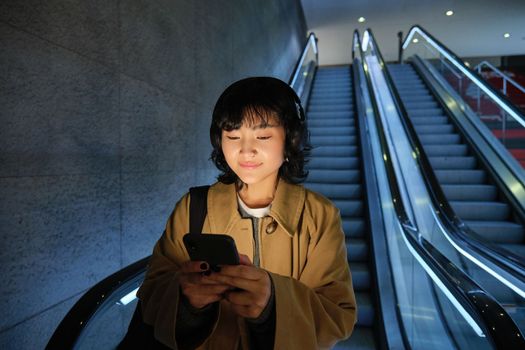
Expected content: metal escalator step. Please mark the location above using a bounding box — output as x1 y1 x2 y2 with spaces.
442 184 497 201
332 200 363 217
310 83 351 90
414 124 454 134
421 134 461 145
355 292 374 327
304 183 362 199
424 144 467 156
307 169 360 183
309 97 352 105
314 77 350 82
393 78 423 84
392 74 421 80
500 243 525 257
310 89 352 96
308 111 354 119
342 218 365 238
411 116 449 125
309 126 355 136
308 118 353 127
400 94 435 102
316 75 349 79
408 108 445 116
429 156 476 169
404 101 439 109
309 92 352 100
397 86 428 93
436 169 486 184
333 326 376 350
465 221 525 244
310 135 356 146
308 157 359 169
399 92 432 99
310 145 358 157
308 104 353 112
347 238 369 262
350 263 371 291
451 201 509 221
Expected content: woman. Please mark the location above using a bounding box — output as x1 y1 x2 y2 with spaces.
137 77 357 349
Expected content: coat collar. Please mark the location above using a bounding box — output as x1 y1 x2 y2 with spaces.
207 178 306 237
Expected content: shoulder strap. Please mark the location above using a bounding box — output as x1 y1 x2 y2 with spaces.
189 185 210 234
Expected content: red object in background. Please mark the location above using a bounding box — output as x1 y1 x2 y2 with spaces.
480 69 525 113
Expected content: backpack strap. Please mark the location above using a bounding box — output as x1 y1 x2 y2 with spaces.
189 185 210 234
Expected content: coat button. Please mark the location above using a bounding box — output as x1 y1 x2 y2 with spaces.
265 219 277 234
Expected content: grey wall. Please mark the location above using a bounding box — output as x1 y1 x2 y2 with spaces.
0 1 307 348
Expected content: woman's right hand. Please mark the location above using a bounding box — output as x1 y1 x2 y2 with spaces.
177 261 232 309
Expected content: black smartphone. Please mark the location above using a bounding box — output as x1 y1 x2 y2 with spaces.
183 233 240 267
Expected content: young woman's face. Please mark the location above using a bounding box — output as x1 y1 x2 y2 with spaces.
221 113 286 190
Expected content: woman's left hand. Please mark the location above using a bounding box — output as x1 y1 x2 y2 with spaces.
205 254 271 319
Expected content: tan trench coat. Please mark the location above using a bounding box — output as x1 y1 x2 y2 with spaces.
137 179 357 349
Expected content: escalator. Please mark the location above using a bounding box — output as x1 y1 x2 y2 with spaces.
47 29 525 350
388 62 525 255
384 26 525 331
303 66 376 349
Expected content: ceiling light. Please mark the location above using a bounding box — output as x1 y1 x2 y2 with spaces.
504 33 510 38
445 10 454 16
358 17 366 23
412 38 419 43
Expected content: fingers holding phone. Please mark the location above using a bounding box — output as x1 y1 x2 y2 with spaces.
209 254 272 319
177 260 231 309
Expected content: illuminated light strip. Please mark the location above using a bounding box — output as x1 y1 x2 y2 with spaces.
399 225 485 337
402 27 525 128
362 31 370 51
431 211 525 299
290 34 318 89
118 287 139 306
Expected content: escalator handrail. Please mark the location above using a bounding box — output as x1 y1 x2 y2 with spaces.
400 24 525 128
351 29 407 350
288 32 318 87
407 54 525 289
46 256 150 349
362 27 525 348
47 33 320 349
474 60 525 94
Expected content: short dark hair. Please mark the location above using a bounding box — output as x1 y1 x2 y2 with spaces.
210 77 310 185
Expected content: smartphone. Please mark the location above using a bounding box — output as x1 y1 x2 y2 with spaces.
183 233 240 267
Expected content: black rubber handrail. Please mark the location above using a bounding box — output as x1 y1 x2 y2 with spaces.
362 27 525 348
46 256 150 349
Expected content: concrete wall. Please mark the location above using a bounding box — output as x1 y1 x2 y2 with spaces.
0 1 307 348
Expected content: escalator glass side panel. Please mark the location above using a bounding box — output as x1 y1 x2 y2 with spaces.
290 33 318 104
402 27 525 171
